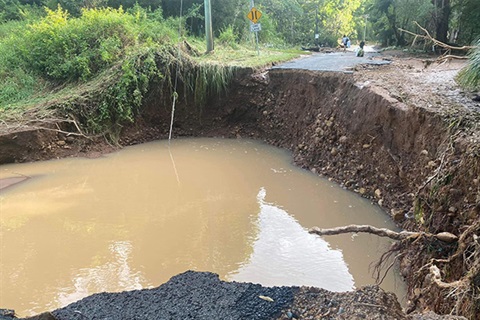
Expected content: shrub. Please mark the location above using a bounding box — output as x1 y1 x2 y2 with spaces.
218 25 238 49
22 6 137 82
457 39 480 90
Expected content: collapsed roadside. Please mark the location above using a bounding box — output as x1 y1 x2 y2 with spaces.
0 51 479 318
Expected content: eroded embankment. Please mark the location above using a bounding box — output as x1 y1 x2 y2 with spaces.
210 69 479 317
1 68 479 318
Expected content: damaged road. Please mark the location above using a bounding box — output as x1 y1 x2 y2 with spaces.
272 47 391 73
0 49 479 319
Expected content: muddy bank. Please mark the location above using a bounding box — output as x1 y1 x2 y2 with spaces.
1 62 479 317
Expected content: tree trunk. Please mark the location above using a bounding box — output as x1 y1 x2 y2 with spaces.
433 0 451 44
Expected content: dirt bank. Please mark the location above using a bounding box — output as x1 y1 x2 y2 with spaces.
0 52 479 318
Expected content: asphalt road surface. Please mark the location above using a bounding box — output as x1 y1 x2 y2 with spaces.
273 47 391 72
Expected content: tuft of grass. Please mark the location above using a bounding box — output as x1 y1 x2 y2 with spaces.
189 63 236 107
457 39 480 90
218 25 238 49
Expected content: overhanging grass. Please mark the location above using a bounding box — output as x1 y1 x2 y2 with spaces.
457 39 480 90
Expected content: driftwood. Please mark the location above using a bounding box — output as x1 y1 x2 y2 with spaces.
398 21 476 60
309 224 458 243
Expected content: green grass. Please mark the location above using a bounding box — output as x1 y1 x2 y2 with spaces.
457 39 480 90
189 39 304 68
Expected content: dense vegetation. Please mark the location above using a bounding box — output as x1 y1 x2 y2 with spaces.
2 0 478 46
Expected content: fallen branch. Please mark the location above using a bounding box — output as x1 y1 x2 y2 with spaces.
309 225 419 240
398 21 476 60
437 55 469 61
412 21 475 51
309 225 458 243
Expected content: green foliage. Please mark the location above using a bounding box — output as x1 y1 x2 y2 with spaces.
256 0 303 45
255 10 284 47
322 0 363 39
366 0 435 46
218 25 238 49
81 47 160 137
0 0 22 21
453 0 480 44
22 6 137 81
0 4 177 107
0 19 44 106
457 40 480 90
0 68 41 107
128 5 177 44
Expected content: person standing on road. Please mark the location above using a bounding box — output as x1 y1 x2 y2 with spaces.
342 35 349 51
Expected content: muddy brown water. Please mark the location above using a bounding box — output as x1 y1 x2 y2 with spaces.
0 138 406 316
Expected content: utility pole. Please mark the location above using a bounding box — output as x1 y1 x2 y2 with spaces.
205 0 213 52
363 14 369 42
315 7 319 46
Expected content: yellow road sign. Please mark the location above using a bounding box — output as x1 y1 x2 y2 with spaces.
247 7 262 24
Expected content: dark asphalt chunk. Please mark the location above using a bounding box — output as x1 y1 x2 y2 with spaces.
52 271 296 320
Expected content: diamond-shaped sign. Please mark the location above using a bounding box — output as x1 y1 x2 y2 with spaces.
247 7 262 24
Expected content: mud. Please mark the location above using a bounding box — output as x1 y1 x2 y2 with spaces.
0 52 479 318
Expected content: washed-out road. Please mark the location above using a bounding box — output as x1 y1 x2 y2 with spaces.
273 47 391 72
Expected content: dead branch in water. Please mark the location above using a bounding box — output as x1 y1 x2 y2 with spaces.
308 225 457 243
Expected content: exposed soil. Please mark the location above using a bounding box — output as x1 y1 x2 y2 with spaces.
1 50 479 319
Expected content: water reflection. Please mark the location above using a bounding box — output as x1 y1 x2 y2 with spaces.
56 241 144 308
230 188 354 291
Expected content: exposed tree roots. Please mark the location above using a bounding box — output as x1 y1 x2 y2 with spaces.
309 220 480 317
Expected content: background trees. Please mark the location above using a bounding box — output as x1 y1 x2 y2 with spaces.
0 0 478 47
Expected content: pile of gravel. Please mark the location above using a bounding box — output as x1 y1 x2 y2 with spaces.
52 271 295 320
3 271 465 319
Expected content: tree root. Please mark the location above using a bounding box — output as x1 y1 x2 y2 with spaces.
1 115 95 139
308 223 480 316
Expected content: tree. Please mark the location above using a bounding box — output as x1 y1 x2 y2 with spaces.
432 0 450 43
451 0 480 44
257 0 303 44
367 0 438 46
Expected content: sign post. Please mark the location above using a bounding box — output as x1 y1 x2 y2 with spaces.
247 2 262 55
